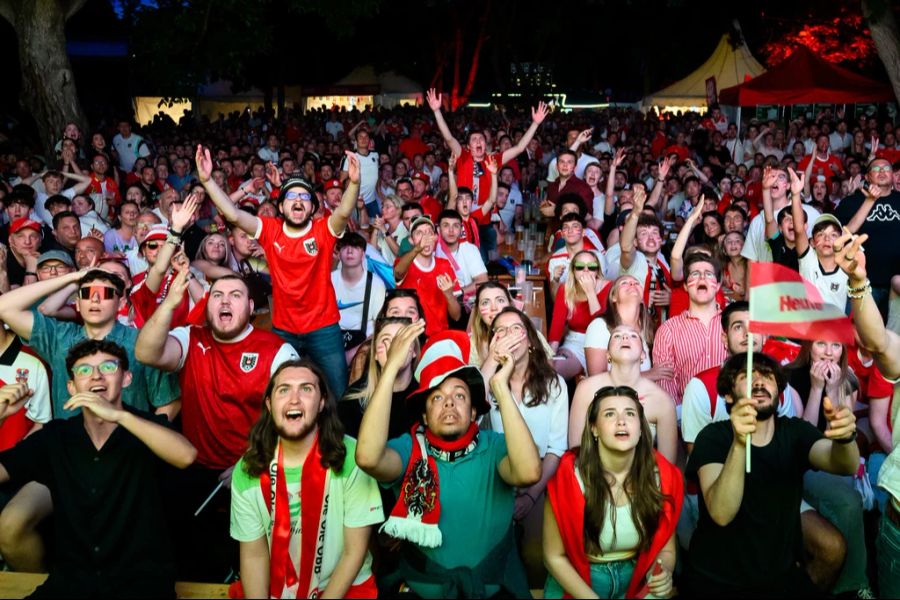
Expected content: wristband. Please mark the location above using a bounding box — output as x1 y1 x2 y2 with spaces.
834 431 857 445
847 279 871 299
166 233 182 246
24 271 37 277
168 227 184 238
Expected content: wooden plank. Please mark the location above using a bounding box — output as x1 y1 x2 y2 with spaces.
0 573 229 599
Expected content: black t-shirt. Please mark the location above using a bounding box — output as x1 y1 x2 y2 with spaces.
685 418 822 595
767 233 799 272
338 375 418 440
0 407 177 598
6 250 27 287
834 189 900 287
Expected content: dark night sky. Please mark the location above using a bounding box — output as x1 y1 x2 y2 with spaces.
0 0 890 117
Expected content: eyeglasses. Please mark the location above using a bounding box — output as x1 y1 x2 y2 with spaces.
284 190 312 202
38 263 72 274
869 165 893 173
493 323 526 337
72 360 120 379
78 286 118 300
687 270 718 282
573 263 600 272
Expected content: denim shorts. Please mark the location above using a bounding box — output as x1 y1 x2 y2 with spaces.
544 558 636 599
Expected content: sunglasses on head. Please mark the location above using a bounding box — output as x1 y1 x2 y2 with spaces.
284 190 312 202
78 285 118 300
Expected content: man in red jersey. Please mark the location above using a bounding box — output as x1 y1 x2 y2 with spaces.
196 144 359 399
135 269 298 580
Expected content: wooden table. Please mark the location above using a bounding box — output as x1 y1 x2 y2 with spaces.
0 573 230 598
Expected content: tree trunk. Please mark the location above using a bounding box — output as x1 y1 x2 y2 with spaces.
3 0 89 160
863 0 900 105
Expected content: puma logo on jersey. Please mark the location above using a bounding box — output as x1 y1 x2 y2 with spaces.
273 242 284 253
196 342 211 355
867 203 900 222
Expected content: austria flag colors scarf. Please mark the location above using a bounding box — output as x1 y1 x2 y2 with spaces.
259 437 330 599
381 422 479 548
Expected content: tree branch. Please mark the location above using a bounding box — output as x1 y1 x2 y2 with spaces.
0 0 19 27
64 0 88 21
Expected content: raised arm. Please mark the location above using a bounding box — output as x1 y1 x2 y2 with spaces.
670 198 705 281
844 185 879 234
834 232 900 379
0 269 83 341
447 151 459 207
479 154 500 214
426 89 462 157
788 168 809 257
64 393 197 468
802 152 815 196
135 269 190 372
502 102 550 165
685 159 710 184
355 321 426 481
807 397 860 475
619 185 647 271
647 156 673 211
569 128 593 153
328 151 361 236
491 354 542 486
761 166 778 240
697 397 754 526
605 149 626 217
196 145 259 236
146 193 200 293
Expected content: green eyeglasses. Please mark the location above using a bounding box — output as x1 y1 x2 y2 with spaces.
573 263 600 272
72 360 120 379
869 165 893 173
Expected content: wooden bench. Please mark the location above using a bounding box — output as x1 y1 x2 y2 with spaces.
0 572 229 598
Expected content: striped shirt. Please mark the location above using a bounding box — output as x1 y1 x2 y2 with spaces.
652 310 728 405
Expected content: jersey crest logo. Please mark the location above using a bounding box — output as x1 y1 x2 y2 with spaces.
304 238 319 256
240 352 259 373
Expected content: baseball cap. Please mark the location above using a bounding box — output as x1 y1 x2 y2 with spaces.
141 224 168 245
813 213 842 231
36 250 75 268
323 178 342 192
410 215 436 233
411 171 431 185
9 218 43 236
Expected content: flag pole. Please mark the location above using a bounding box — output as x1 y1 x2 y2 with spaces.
745 333 753 473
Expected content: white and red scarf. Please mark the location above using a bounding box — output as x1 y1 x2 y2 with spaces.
380 422 478 548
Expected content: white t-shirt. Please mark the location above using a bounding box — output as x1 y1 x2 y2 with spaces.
583 318 652 371
798 248 848 311
682 376 798 443
34 188 77 226
341 151 380 204
488 373 568 458
0 350 51 426
330 270 386 337
112 133 150 173
498 184 523 231
741 204 821 263
78 211 109 237
437 242 487 288
257 147 280 164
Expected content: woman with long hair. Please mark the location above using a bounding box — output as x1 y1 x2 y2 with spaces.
543 386 682 598
487 306 567 585
787 340 873 597
104 200 140 254
719 230 748 302
572 325 677 463
584 275 656 378
193 232 240 280
583 162 605 231
548 250 611 380
470 281 553 368
339 316 419 440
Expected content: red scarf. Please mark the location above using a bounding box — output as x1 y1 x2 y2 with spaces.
381 422 479 548
259 437 329 599
547 450 683 599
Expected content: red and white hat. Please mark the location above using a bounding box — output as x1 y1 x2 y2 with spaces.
9 218 43 236
407 330 489 416
411 171 431 185
141 224 168 245
323 178 342 192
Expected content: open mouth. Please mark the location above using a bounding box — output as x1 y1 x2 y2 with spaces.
285 409 303 421
90 385 108 394
218 309 233 324
615 430 630 439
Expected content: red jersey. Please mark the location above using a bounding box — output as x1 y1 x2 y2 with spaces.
663 145 690 162
130 271 206 329
847 346 894 402
175 325 295 469
397 256 459 337
0 339 52 452
798 153 844 189
419 195 444 222
456 149 502 205
548 283 610 344
256 216 340 334
399 136 429 162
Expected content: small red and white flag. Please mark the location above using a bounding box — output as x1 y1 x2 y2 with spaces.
748 262 854 345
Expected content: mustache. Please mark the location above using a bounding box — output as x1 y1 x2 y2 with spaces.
750 386 773 400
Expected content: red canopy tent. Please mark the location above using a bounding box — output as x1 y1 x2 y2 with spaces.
719 46 894 105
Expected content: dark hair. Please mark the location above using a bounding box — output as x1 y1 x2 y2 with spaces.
66 339 130 378
721 300 749 333
241 359 346 478
560 212 586 228
777 205 805 225
578 385 668 556
79 270 126 297
377 288 426 324
636 213 662 235
466 129 486 144
683 252 721 281
489 307 559 408
209 274 250 295
336 231 367 251
557 149 577 162
811 219 841 238
716 352 787 401
400 202 423 216
556 193 586 218
723 204 748 220
437 209 463 224
456 187 474 199
52 210 79 230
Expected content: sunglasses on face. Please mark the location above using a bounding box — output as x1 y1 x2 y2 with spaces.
284 191 312 202
144 241 161 250
78 286 118 300
869 165 893 173
71 359 120 379
573 263 600 272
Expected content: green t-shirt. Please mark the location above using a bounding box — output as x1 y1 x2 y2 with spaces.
27 310 180 418
384 430 515 598
230 436 384 596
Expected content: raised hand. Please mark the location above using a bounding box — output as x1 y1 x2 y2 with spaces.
385 320 426 371
730 397 758 446
531 101 550 125
761 165 777 190
833 228 869 283
171 192 201 232
170 250 191 274
448 150 459 173
161 267 190 310
658 155 675 180
576 128 593 145
787 167 805 196
265 161 282 188
195 145 213 183
484 153 499 174
632 185 647 212
612 147 627 169
576 268 597 294
426 88 443 112
490 351 516 391
0 382 32 422
870 135 879 155
809 360 828 388
823 396 856 442
64 392 125 423
436 273 455 294
344 151 360 184
687 195 705 222
539 199 556 218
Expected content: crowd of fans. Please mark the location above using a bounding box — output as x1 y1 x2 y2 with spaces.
0 91 898 599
